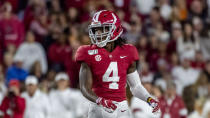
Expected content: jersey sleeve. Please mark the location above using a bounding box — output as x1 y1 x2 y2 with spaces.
132 46 139 61
75 46 88 63
125 44 139 66
128 45 139 63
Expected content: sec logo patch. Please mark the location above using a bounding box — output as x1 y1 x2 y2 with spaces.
95 55 102 61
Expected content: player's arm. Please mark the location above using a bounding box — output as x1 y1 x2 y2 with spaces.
127 61 160 113
79 62 117 112
79 62 97 103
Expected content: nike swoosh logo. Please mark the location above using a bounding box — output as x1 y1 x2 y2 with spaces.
120 56 127 59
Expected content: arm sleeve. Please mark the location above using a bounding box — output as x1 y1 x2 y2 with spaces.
128 45 139 66
131 46 139 61
127 70 151 102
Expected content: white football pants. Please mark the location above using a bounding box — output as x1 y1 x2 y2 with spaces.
88 100 131 118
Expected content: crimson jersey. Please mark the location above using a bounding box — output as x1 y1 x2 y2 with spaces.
76 44 139 102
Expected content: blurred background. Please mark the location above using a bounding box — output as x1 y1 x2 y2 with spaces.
0 0 210 118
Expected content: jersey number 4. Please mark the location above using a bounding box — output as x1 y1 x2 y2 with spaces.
103 62 120 89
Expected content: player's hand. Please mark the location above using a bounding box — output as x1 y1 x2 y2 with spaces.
96 97 117 113
147 97 160 113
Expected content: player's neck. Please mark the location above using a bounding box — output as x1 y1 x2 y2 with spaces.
104 42 115 52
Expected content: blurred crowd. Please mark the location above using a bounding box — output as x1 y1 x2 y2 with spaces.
0 0 210 118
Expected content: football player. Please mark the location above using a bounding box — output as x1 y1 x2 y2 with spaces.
75 10 160 118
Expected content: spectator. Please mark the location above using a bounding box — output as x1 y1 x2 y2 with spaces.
49 0 61 13
177 22 200 60
40 68 58 93
139 51 147 64
58 13 68 31
202 60 210 82
123 7 132 20
147 35 159 70
45 14 62 49
81 0 97 22
158 0 172 21
65 36 80 88
110 0 131 12
79 33 91 45
49 72 89 118
150 41 169 72
171 0 187 21
30 9 49 43
48 73 74 118
197 18 210 60
133 0 155 15
39 79 50 94
23 0 46 30
191 51 205 70
144 7 164 36
194 75 208 98
172 55 200 95
5 0 20 13
154 22 170 42
21 76 50 118
200 36 210 60
188 97 205 118
3 52 14 69
124 13 142 45
139 62 154 83
136 36 148 53
14 31 48 74
67 7 79 25
188 0 207 21
182 85 197 114
131 81 160 118
159 81 187 118
155 73 172 92
153 59 169 82
167 21 182 54
6 56 28 84
0 2 25 51
48 34 71 67
0 80 25 118
5 44 16 56
192 17 205 39
29 61 43 80
152 85 163 98
168 52 179 71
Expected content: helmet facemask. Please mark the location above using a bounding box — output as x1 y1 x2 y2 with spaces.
89 23 115 47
